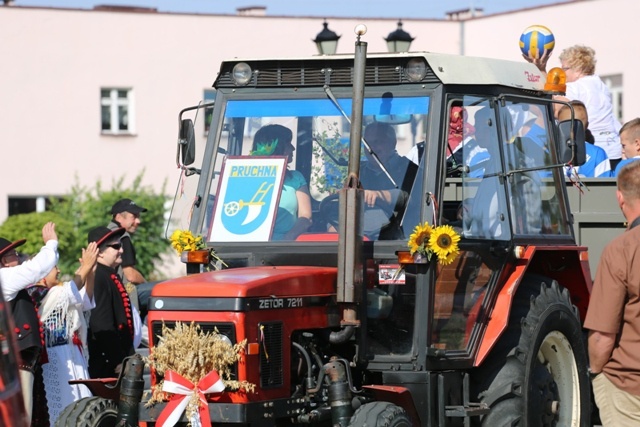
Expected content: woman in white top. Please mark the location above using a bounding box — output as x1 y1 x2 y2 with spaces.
30 243 98 425
526 45 622 168
559 45 622 167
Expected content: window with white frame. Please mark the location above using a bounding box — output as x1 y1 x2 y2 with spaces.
101 88 135 133
602 74 623 123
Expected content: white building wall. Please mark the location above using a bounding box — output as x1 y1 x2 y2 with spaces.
0 0 634 222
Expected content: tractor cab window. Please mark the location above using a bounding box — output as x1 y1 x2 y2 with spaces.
458 100 511 240
442 97 571 240
430 249 496 351
500 99 571 236
201 95 429 243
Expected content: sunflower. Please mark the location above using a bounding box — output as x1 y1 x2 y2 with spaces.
428 225 461 259
437 246 460 266
408 222 433 255
170 229 206 255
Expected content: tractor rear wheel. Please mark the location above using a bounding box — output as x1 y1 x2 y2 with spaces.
477 277 590 426
349 402 412 427
54 396 118 427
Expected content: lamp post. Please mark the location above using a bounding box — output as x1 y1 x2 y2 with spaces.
313 21 341 55
385 20 414 53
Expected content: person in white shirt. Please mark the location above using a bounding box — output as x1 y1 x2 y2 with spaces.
559 45 622 168
31 243 98 425
0 221 59 424
527 45 622 168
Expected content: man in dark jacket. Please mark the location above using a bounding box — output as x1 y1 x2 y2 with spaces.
86 226 135 378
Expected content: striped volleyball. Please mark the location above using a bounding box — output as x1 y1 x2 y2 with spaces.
519 25 555 59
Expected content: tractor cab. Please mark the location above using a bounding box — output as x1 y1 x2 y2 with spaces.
168 53 586 358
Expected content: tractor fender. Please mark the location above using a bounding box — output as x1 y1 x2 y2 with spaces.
473 245 591 367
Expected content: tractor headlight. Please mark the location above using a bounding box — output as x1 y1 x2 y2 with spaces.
405 58 428 82
232 62 253 86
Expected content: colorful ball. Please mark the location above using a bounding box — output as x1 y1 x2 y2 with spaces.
519 25 555 59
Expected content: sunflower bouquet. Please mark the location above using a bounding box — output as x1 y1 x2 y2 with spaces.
170 229 227 270
408 222 461 265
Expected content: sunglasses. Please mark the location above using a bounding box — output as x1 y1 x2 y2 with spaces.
106 243 122 250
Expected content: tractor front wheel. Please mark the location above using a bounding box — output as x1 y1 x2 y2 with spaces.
349 402 412 427
54 396 118 427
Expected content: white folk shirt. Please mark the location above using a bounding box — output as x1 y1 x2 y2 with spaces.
0 240 59 301
567 75 622 159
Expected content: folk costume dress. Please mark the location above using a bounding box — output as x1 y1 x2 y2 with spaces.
36 280 94 424
88 263 136 379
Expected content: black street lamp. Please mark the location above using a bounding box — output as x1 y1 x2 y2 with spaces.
313 21 341 55
385 20 414 53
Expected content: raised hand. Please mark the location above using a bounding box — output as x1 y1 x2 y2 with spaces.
41 221 58 244
522 49 552 74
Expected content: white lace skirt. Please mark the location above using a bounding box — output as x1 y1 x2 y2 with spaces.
42 342 92 424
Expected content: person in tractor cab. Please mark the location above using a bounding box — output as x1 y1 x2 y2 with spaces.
462 108 507 238
359 121 418 239
463 106 544 237
251 124 312 240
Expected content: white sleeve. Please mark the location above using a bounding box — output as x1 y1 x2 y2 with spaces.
65 280 84 306
0 240 59 301
70 279 96 311
132 304 142 349
76 285 96 311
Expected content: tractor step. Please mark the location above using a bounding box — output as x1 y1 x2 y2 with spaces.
445 402 490 417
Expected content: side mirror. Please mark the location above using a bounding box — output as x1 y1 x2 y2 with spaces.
178 119 196 166
557 119 586 166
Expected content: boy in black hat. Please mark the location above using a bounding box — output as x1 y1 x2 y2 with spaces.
0 221 58 424
86 226 138 378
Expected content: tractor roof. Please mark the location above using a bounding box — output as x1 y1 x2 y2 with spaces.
213 51 545 91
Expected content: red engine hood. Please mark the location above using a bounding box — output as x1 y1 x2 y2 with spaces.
152 266 338 298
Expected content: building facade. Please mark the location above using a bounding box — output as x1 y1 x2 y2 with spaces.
0 0 632 222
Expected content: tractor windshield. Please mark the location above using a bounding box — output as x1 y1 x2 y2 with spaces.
200 94 429 243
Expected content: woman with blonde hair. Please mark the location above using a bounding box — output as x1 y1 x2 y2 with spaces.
559 45 621 167
527 45 622 168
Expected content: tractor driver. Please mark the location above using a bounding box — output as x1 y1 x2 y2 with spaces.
359 122 418 240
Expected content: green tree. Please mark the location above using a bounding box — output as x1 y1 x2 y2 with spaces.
0 211 75 267
0 171 170 279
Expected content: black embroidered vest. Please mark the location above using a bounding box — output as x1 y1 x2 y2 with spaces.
10 289 44 352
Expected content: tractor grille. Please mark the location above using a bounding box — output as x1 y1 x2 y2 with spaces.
259 322 283 388
215 57 439 88
151 321 236 346
150 321 238 379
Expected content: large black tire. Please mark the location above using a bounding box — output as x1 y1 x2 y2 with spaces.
349 402 412 427
54 396 118 427
476 276 590 427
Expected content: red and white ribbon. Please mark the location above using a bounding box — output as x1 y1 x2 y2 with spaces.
156 369 225 427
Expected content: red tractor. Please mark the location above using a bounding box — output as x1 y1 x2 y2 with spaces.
61 31 593 426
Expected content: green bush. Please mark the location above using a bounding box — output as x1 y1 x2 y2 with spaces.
0 211 75 265
0 172 170 279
